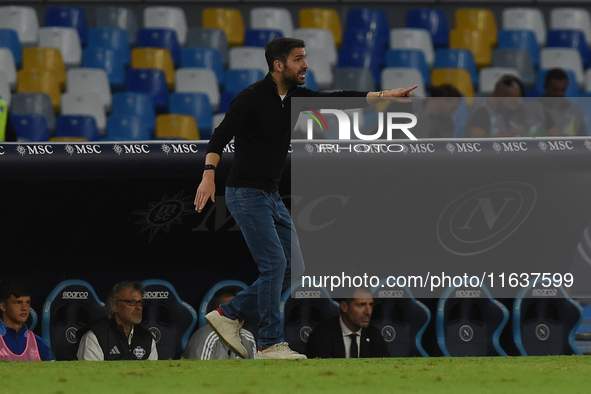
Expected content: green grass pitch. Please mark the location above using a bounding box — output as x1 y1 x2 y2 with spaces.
2 356 591 394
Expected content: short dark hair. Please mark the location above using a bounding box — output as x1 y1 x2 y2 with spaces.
0 279 31 304
265 37 306 72
105 281 144 319
336 287 373 307
208 286 243 313
429 84 463 98
499 74 525 97
544 67 568 86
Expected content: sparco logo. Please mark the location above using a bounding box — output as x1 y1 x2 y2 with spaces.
437 182 537 256
455 290 481 298
532 288 558 297
62 291 88 300
378 290 404 298
295 291 321 299
144 291 169 299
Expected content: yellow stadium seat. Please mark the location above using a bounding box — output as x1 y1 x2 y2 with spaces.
50 136 88 142
450 28 492 68
431 68 474 105
155 114 200 140
131 47 175 90
202 8 244 48
455 8 497 47
299 8 342 48
22 47 66 90
17 68 61 112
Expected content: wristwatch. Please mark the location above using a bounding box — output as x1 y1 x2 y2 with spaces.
204 164 216 171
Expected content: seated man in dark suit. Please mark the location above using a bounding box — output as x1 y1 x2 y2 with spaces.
305 287 390 358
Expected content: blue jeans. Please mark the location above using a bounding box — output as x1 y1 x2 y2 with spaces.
220 187 304 349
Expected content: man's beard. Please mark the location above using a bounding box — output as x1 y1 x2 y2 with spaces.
282 67 304 87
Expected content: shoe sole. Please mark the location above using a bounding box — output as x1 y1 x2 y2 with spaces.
205 313 248 359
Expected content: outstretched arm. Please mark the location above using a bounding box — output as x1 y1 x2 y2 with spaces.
366 85 418 105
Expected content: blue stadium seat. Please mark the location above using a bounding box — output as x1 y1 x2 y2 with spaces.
198 280 248 328
125 68 169 113
343 28 386 59
105 113 151 141
111 92 156 132
385 48 430 86
492 48 537 89
88 27 130 65
338 46 382 86
435 48 478 88
137 28 181 67
45 6 88 46
140 279 197 360
244 28 283 47
0 29 22 69
280 281 340 355
346 7 389 50
10 114 49 142
371 283 430 357
42 279 105 361
82 46 126 91
536 68 580 97
180 47 225 89
498 29 540 67
436 281 509 357
302 69 318 90
547 29 591 69
224 69 265 95
169 92 214 139
27 307 38 331
406 8 449 48
55 115 101 141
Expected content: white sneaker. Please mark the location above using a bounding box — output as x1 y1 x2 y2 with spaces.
205 309 248 359
257 342 307 360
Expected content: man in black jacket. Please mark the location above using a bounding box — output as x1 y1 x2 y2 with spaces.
77 281 158 360
195 37 415 360
305 287 390 358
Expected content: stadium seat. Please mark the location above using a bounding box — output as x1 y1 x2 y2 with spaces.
0 71 11 107
280 281 340 355
536 68 580 97
250 7 294 39
294 28 337 89
224 69 265 95
27 307 38 332
299 8 342 49
202 8 244 48
198 280 247 327
371 284 430 357
81 47 126 92
478 67 520 94
174 68 220 112
431 68 474 99
143 6 188 47
498 29 540 67
334 67 375 91
44 6 88 46
492 48 536 90
512 280 583 356
16 68 61 113
386 49 429 87
60 93 106 135
550 8 591 50
125 69 169 113
302 69 318 91
455 8 498 47
111 92 155 132
137 28 181 67
55 114 100 141
343 28 386 59
0 48 17 90
244 29 283 48
228 47 268 75
169 92 214 139
11 114 49 142
66 67 112 112
95 6 138 45
180 47 225 89
22 47 66 91
436 282 509 357
41 279 105 361
140 279 197 360
213 113 225 130
389 28 434 67
449 28 492 68
540 48 585 89
435 48 478 88
337 45 382 87
502 7 547 47
0 6 39 47
381 68 426 97
0 29 22 69
547 29 591 69
131 48 175 91
406 7 449 48
186 27 229 67
105 113 151 141
88 27 130 65
39 27 82 68
155 114 200 140
346 7 389 49
11 92 56 131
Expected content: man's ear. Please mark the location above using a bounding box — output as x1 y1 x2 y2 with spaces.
0 302 6 313
274 60 283 72
340 301 347 314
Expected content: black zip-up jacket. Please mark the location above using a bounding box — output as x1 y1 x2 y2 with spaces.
80 317 154 360
207 73 368 193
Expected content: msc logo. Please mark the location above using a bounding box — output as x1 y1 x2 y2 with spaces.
62 291 88 300
437 182 537 256
447 142 482 154
16 144 53 156
406 143 435 154
295 291 321 299
161 143 199 155
134 191 196 241
492 141 528 153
